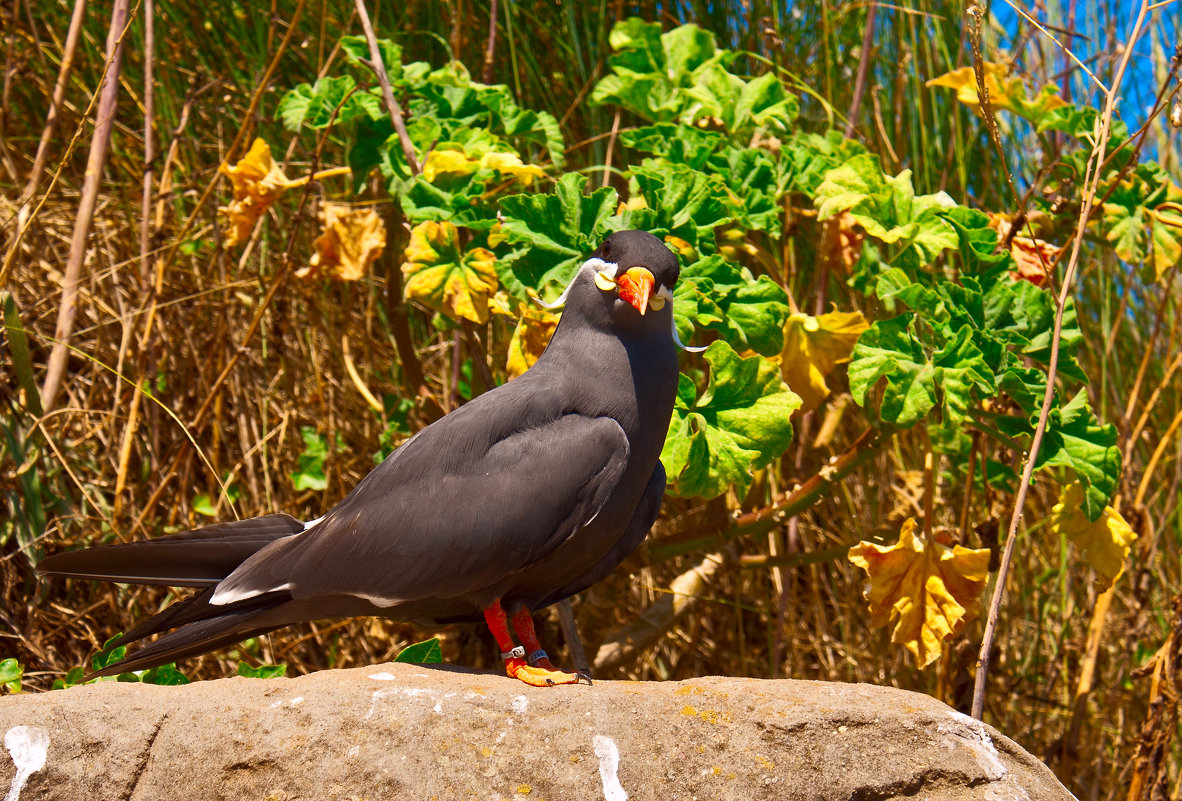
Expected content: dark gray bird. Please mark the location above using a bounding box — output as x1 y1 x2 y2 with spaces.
39 230 692 687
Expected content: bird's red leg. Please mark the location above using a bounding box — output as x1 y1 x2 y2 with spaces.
510 604 591 685
509 605 556 670
482 600 585 687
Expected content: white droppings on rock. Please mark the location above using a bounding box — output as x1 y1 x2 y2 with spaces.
346 745 360 758
365 689 401 720
512 695 529 715
593 735 627 801
290 697 304 706
432 703 442 714
939 711 1006 781
368 672 398 681
4 726 49 801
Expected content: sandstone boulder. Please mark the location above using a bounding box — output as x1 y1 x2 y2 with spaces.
0 662 1070 800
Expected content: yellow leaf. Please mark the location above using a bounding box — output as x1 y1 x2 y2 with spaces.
1050 482 1137 591
664 235 697 261
298 203 386 282
781 310 868 412
217 138 307 247
1149 205 1182 283
422 149 480 182
479 151 546 186
926 63 1067 119
402 221 499 324
849 518 990 668
506 303 560 378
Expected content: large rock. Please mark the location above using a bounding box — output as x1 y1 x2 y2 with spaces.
0 662 1069 800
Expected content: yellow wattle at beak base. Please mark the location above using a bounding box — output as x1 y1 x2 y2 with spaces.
616 267 655 316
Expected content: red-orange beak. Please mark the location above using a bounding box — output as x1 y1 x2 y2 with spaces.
616 267 655 316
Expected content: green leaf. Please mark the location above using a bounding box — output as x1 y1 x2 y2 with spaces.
394 638 444 664
0 658 22 693
53 666 87 690
630 159 732 255
237 662 288 679
677 256 790 355
339 35 403 80
662 341 800 499
140 664 191 686
498 173 620 299
814 154 958 270
619 124 727 170
290 426 330 492
848 314 936 428
591 18 794 134
277 75 382 132
932 326 995 423
1036 390 1121 521
92 634 127 673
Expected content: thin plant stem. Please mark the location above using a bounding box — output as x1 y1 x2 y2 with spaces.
40 0 132 413
971 0 1151 722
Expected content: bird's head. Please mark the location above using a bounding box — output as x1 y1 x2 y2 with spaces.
542 230 702 351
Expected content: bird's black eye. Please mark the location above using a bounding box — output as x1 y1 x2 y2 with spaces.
601 239 612 259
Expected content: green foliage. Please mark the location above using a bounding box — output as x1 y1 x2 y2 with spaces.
590 18 797 134
0 658 22 693
394 638 444 664
662 342 800 499
194 475 242 517
289 427 343 492
237 662 288 679
279 20 1126 520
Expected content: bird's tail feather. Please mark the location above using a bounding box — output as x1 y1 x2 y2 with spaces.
89 591 291 678
36 513 305 587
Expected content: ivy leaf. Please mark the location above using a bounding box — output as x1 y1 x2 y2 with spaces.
662 342 800 499
931 326 995 423
141 664 191 686
926 62 1068 125
498 173 620 299
707 146 783 236
277 75 382 132
298 203 387 282
848 314 936 428
1035 390 1120 521
815 154 958 270
290 426 331 492
1149 205 1182 282
394 638 444 664
619 124 727 170
1051 482 1137 590
677 256 790 355
217 139 308 248
338 35 403 80
0 658 22 693
782 310 869 412
848 518 991 668
237 663 287 679
591 19 794 135
402 220 499 324
782 131 869 196
630 159 732 255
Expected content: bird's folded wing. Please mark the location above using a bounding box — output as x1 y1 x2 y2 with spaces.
213 414 630 606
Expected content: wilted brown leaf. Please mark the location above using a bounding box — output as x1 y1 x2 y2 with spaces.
218 138 307 247
297 203 386 282
848 518 990 668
